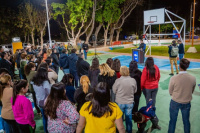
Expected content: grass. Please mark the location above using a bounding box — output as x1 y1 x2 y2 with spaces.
109 45 200 59
87 52 102 56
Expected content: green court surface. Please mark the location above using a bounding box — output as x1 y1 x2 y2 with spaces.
35 53 200 133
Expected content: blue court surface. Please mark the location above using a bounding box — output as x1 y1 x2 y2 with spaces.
113 55 200 70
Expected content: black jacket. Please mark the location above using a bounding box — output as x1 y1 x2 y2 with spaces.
98 73 117 90
178 43 184 54
0 59 14 79
76 57 90 77
68 53 78 73
130 69 142 96
74 86 93 112
16 53 21 69
82 43 89 50
88 69 100 89
51 53 60 67
59 53 69 69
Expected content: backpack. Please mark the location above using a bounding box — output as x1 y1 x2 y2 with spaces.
171 46 179 56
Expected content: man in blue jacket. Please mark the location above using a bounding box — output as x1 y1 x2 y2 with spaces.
178 40 184 61
59 49 69 74
68 49 79 88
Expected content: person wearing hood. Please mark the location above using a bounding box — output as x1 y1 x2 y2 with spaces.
59 49 69 74
68 49 79 88
76 53 90 78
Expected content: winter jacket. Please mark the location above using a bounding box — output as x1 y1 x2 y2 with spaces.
65 86 76 104
59 53 69 69
137 43 146 52
68 53 78 73
51 53 59 67
139 100 156 122
88 69 100 89
130 69 142 96
48 70 58 85
16 53 21 69
0 59 14 79
168 43 178 58
82 43 89 51
178 43 184 54
76 57 90 77
141 65 160 90
58 46 65 54
74 86 93 112
98 73 117 90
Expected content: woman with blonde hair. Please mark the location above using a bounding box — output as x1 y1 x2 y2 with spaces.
0 74 19 133
74 75 93 112
98 63 117 102
113 66 137 133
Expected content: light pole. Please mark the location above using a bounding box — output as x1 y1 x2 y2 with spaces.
191 0 196 47
189 4 192 42
45 0 52 48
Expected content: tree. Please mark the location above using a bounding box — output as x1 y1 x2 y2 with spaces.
96 0 125 46
51 0 93 45
109 0 141 44
25 2 38 46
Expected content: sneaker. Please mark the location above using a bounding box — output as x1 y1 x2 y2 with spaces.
152 125 161 130
176 73 179 74
169 73 174 76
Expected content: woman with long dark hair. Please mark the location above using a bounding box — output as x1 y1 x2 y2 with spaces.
32 67 51 133
45 82 79 133
24 63 41 115
88 58 100 89
61 74 76 103
112 58 121 78
38 62 58 85
129 61 142 113
0 74 19 133
11 80 36 133
76 82 125 133
106 58 113 68
141 57 160 107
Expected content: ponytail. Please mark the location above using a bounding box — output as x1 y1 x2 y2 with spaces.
24 62 35 76
80 75 90 94
12 80 28 105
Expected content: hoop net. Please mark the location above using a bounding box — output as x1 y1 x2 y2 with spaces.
148 21 154 24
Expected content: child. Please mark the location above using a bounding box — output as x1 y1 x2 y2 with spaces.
132 99 161 133
11 80 36 133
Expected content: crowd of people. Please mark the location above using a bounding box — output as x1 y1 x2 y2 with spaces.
0 39 197 133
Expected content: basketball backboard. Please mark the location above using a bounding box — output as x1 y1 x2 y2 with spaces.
144 8 165 25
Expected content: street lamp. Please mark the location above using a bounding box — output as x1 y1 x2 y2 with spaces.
187 0 197 53
45 0 52 48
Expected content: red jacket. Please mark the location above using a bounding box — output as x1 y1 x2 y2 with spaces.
141 65 160 90
116 72 121 78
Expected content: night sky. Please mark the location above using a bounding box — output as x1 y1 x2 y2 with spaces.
0 0 199 40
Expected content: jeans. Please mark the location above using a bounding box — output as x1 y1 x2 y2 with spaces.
132 94 141 113
168 100 191 133
118 103 134 133
70 71 79 88
143 88 158 107
17 123 36 133
31 91 41 114
40 108 48 133
63 69 70 74
2 118 19 133
179 54 184 61
169 57 179 74
83 50 87 59
137 115 159 133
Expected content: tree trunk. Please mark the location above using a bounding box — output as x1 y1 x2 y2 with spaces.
24 35 27 43
31 29 35 46
104 29 108 47
85 33 90 44
109 27 115 45
116 29 121 41
95 23 103 42
40 30 44 48
28 33 29 43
